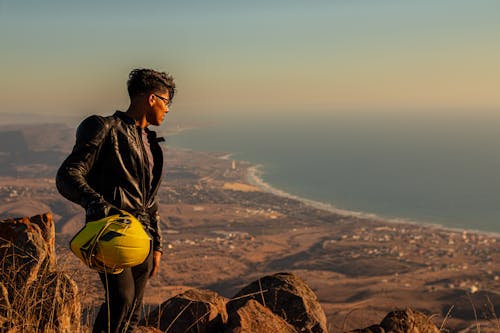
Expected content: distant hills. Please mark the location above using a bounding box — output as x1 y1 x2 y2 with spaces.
0 124 73 177
0 131 29 154
0 112 81 126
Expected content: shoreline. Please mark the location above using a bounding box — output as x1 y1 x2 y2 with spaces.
244 163 500 238
166 137 500 238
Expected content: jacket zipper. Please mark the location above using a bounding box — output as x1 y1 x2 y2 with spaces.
136 127 149 211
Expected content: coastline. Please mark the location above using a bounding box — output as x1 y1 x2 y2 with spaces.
166 123 500 238
244 163 500 238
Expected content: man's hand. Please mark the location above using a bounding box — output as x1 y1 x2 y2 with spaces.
150 250 162 278
85 199 121 222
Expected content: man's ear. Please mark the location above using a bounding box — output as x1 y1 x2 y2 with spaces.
147 93 156 106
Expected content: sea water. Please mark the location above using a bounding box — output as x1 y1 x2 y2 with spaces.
166 110 500 234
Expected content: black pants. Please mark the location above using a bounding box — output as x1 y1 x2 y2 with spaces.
92 249 153 333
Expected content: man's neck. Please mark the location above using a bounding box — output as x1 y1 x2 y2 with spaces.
125 105 148 128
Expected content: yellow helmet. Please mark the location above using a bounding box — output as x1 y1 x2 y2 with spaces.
70 210 151 274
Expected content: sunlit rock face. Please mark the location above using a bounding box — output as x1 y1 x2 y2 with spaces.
141 288 228 333
0 213 80 333
227 272 328 333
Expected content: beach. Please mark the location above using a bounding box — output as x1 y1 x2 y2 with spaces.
245 162 500 239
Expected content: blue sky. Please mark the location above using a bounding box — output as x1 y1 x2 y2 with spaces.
1 0 499 119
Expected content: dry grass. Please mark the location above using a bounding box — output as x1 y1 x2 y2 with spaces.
0 237 80 332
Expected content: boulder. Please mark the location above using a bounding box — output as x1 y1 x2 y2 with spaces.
227 272 327 333
27 213 56 267
380 309 440 333
0 213 80 333
224 299 297 333
142 288 228 333
0 213 55 288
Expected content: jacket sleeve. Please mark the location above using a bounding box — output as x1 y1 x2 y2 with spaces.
149 199 163 253
56 115 108 209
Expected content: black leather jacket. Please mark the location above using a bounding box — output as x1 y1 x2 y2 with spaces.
56 111 164 252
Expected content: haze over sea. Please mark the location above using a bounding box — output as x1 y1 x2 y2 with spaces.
167 109 500 234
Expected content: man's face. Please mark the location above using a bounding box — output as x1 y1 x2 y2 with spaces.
147 90 170 126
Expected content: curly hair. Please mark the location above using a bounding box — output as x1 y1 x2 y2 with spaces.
127 68 176 102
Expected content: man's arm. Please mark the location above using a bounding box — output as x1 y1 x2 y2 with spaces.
149 201 163 277
149 201 163 254
56 115 111 215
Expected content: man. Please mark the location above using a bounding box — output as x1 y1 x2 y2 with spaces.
56 68 175 333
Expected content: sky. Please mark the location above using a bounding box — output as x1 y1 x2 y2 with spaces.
0 0 499 120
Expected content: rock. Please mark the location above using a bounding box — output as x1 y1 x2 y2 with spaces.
380 309 440 333
0 213 80 333
142 288 228 333
0 213 54 288
227 272 327 333
224 299 297 333
27 213 56 267
133 326 164 333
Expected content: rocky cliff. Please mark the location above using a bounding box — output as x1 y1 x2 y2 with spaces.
0 213 80 332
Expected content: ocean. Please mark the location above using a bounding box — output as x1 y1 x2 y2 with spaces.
165 110 500 234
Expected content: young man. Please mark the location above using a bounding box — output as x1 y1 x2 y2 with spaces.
56 68 175 333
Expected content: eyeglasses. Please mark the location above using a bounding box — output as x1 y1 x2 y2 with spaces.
154 94 170 106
